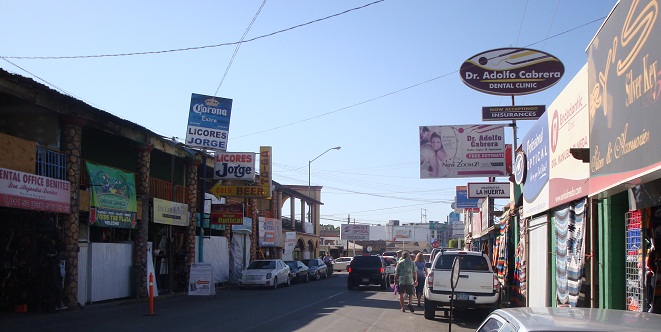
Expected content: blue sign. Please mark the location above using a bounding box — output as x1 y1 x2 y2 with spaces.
185 93 233 151
456 186 480 209
522 111 549 202
449 212 460 222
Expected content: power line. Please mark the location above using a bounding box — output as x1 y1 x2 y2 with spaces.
1 1 385 60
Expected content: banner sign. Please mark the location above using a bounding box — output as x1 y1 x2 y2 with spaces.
214 152 255 180
460 47 564 96
456 186 481 209
587 0 661 196
420 124 507 179
340 224 370 241
209 203 244 225
259 146 272 198
482 105 546 121
209 182 270 198
0 167 71 213
153 198 188 226
86 162 137 229
467 182 510 198
547 64 589 208
284 232 296 254
185 93 232 151
259 217 282 247
393 228 412 240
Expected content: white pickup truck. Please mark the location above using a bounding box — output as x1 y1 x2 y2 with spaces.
423 250 501 320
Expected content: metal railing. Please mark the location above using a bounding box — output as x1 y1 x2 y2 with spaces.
36 146 67 180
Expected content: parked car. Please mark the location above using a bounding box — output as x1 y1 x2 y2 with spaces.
301 258 328 280
284 260 309 283
476 307 661 332
347 254 387 290
238 259 290 289
333 257 353 272
423 250 500 320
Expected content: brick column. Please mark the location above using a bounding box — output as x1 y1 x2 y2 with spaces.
185 159 201 286
61 114 86 308
134 144 153 298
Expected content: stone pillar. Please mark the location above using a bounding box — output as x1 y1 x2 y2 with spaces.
185 159 201 285
134 144 153 298
61 114 86 309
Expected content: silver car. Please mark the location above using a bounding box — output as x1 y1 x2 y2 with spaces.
477 307 661 332
333 257 353 272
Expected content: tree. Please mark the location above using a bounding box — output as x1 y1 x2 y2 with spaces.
448 238 458 248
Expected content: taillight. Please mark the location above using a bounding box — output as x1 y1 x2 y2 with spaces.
380 267 384 274
427 271 434 287
347 267 352 273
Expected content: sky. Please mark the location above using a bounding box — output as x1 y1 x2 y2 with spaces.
1 0 618 227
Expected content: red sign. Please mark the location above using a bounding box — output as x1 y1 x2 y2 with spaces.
0 167 70 213
209 203 244 225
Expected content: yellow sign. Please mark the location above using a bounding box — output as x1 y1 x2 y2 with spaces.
209 181 270 198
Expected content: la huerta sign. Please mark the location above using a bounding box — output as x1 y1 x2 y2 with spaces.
86 162 138 228
460 47 564 96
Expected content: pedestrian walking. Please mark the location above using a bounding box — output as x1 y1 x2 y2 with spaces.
394 251 418 313
414 252 426 307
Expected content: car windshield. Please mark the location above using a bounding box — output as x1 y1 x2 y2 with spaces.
434 254 490 271
248 261 275 269
285 261 297 269
302 259 317 266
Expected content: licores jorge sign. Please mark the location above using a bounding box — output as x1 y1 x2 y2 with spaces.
185 93 232 151
460 47 564 96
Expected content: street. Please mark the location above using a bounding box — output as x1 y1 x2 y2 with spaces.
1 271 491 331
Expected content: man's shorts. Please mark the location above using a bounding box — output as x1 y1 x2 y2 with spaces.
399 284 414 295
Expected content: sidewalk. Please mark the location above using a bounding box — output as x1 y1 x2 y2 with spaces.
1 285 235 330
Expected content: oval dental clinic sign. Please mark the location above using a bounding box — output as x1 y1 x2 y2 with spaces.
460 48 564 95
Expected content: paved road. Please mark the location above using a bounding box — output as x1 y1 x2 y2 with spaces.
1 271 492 331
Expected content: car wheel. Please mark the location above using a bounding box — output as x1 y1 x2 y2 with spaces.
424 298 435 320
304 273 309 283
273 277 278 290
323 270 328 279
286 276 291 287
380 278 387 290
315 272 321 280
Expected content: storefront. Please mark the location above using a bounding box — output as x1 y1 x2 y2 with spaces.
586 0 661 312
0 166 71 312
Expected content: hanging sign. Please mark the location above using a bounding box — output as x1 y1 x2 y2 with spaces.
460 47 564 95
467 182 510 198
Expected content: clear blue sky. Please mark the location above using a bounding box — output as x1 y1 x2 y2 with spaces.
1 0 617 227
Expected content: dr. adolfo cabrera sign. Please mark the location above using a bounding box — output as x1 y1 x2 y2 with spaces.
460 47 564 96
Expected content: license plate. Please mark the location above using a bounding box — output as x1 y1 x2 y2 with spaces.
456 293 469 300
362 278 369 283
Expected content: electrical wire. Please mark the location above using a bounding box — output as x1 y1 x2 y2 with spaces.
214 0 267 97
1 1 385 60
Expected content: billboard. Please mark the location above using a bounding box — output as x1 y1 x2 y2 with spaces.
86 162 137 229
340 224 369 241
185 93 232 151
420 124 507 179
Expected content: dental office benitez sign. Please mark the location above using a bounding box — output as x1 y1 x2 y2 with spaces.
460 48 564 95
214 152 255 180
185 93 232 151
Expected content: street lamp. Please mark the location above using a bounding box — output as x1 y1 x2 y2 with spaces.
308 146 341 198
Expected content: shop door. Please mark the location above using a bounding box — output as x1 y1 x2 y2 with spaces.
528 215 549 307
